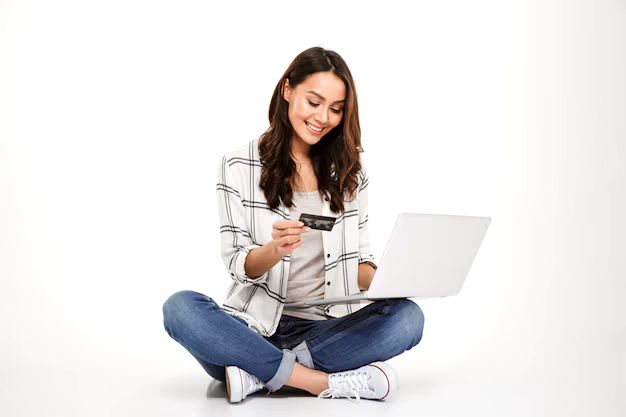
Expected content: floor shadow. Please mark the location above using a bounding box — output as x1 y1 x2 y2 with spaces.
252 386 312 400
206 379 227 399
205 380 312 402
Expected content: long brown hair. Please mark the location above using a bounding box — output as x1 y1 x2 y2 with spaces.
258 46 363 214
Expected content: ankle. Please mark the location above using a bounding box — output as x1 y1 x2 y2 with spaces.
309 377 329 396
286 364 329 395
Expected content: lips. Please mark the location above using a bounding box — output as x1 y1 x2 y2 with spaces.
305 121 324 133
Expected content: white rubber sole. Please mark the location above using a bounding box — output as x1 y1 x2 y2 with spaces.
225 366 244 403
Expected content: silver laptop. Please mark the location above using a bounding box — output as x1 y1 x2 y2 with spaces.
285 212 491 307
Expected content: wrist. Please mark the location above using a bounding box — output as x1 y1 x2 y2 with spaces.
266 241 279 258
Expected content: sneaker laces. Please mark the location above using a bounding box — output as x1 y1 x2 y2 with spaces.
317 371 373 403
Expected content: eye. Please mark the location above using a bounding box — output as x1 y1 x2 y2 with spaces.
309 100 343 115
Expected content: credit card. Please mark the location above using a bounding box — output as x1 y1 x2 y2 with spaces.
299 213 337 231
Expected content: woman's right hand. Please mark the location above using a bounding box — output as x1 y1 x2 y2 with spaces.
270 219 311 257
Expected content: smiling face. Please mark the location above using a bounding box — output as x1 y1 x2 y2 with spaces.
282 71 346 149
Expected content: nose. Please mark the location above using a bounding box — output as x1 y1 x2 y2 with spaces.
314 107 329 125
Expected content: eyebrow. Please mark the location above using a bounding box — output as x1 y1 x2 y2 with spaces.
306 90 345 105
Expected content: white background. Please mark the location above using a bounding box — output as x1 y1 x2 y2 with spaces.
1 0 624 416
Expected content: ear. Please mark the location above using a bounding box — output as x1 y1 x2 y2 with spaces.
282 79 291 102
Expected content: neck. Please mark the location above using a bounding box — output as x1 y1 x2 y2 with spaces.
290 136 311 164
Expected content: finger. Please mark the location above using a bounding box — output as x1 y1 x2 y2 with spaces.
273 220 304 230
274 226 308 240
284 226 308 236
272 229 291 240
288 240 303 252
279 235 301 247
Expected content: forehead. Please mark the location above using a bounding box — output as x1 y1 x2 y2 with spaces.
298 72 346 102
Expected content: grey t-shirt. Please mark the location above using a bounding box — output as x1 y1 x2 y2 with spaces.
282 190 330 320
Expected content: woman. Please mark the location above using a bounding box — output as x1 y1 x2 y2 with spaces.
162 46 425 403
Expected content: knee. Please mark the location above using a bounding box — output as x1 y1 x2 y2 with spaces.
162 290 214 337
388 299 425 348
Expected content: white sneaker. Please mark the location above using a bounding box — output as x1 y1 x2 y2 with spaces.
318 362 398 402
225 366 265 403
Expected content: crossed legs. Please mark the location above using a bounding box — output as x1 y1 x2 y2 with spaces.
163 291 424 395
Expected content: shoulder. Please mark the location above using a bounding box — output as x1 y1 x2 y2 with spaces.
220 138 262 171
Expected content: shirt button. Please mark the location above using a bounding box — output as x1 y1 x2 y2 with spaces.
324 196 329 201
326 281 331 286
326 253 330 258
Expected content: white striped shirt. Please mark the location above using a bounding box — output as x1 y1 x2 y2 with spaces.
216 138 377 337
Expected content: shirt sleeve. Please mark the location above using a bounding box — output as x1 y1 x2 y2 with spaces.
357 162 378 270
216 155 269 285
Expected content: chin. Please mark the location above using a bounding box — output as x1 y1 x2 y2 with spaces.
298 133 321 146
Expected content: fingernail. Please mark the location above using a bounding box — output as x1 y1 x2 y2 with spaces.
304 227 311 232
298 222 304 226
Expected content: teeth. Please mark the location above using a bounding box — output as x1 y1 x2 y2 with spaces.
305 121 322 132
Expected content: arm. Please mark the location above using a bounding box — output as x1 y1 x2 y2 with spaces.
358 262 376 291
244 241 283 279
216 155 272 285
356 163 378 291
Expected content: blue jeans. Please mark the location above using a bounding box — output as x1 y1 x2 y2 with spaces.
162 290 425 392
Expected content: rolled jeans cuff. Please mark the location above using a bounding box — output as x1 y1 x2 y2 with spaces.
264 349 296 392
